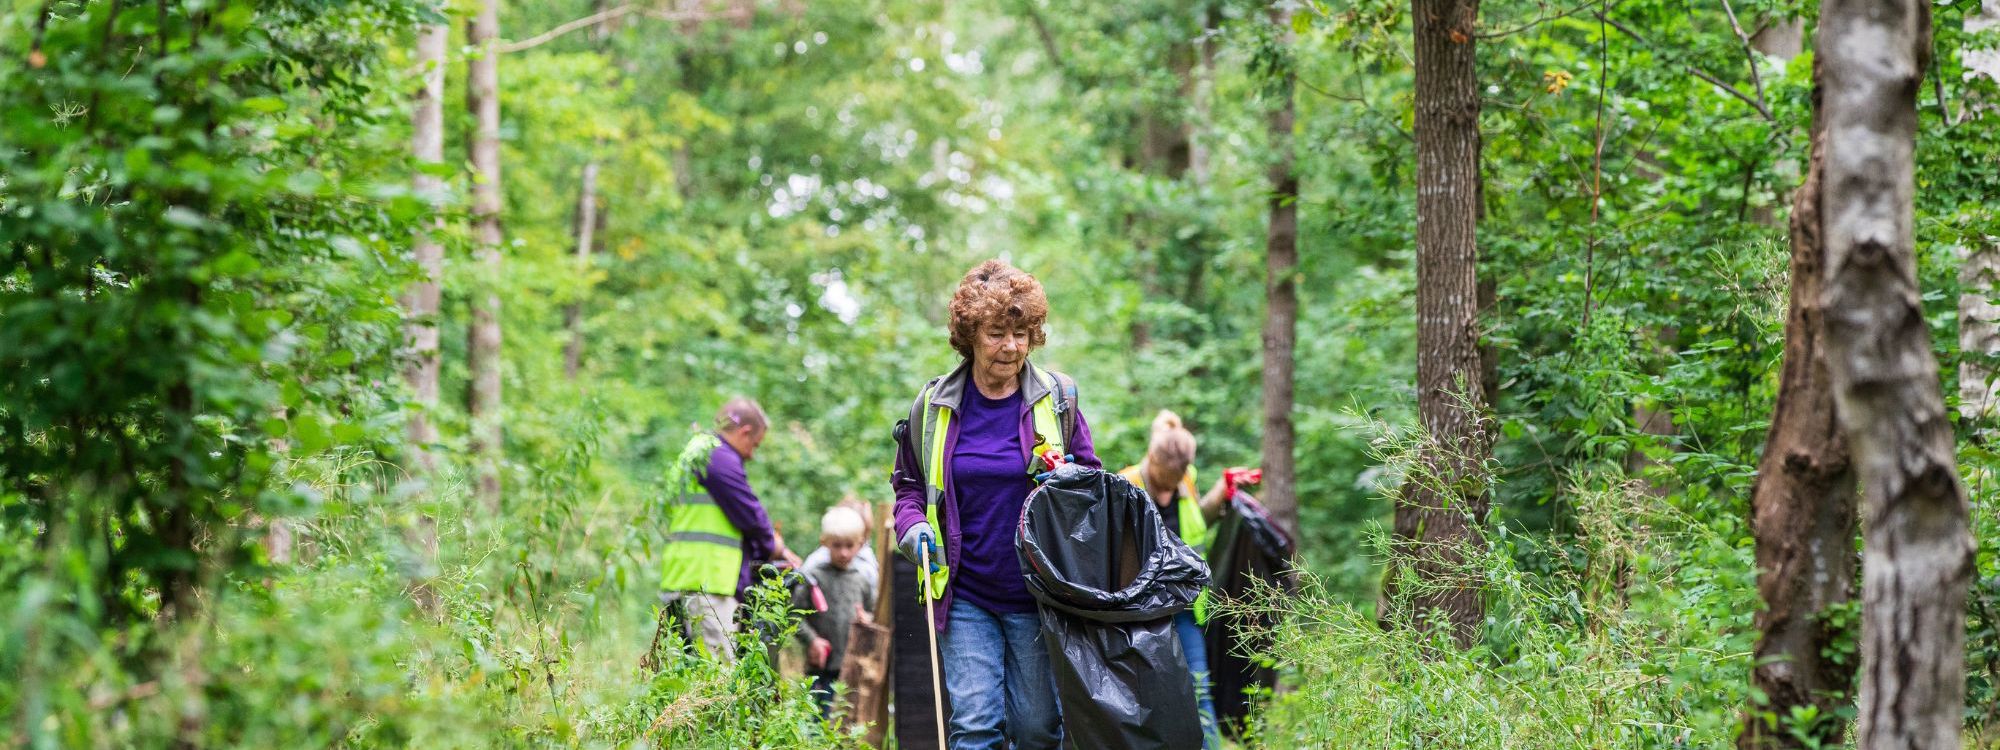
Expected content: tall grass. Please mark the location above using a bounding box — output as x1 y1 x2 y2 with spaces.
1243 412 1759 749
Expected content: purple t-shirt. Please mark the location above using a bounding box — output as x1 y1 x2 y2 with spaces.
950 386 1037 614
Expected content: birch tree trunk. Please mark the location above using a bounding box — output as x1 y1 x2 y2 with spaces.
1957 0 2000 426
401 13 449 604
562 157 599 381
466 0 504 512
1740 104 1858 749
1395 0 1489 649
406 18 446 471
1816 0 1976 744
1259 2 1300 542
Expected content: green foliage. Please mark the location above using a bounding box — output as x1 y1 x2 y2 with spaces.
1 0 427 715
1250 424 1760 748
6 0 2000 744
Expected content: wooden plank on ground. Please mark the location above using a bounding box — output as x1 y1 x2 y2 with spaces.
840 617 891 746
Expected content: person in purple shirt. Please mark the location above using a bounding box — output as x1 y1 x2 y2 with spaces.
891 260 1100 750
658 398 802 662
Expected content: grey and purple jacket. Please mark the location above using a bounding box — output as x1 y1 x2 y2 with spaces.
891 359 1100 631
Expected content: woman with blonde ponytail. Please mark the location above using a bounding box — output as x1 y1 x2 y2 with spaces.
1118 409 1241 750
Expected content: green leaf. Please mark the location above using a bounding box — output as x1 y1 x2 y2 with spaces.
242 97 287 114
291 414 330 454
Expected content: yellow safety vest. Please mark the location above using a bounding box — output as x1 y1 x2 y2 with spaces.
1118 463 1209 552
659 433 745 596
911 363 1072 600
1120 462 1213 623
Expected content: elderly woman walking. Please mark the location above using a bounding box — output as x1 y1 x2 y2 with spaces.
892 259 1100 750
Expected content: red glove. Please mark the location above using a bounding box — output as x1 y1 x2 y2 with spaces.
1224 467 1263 496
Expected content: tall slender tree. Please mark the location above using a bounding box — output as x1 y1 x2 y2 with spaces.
466 0 504 511
406 17 447 469
562 160 600 380
1957 1 2000 426
562 1 615 382
1815 0 1976 744
401 7 450 605
1739 84 1857 749
1259 1 1300 542
1397 0 1489 648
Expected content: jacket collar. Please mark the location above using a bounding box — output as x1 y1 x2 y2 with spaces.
928 358 1052 411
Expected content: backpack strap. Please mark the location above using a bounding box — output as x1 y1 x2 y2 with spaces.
1048 369 1080 448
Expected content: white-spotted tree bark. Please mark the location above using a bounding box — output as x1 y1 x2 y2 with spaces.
1259 2 1300 542
1816 0 1977 744
466 0 504 511
1395 0 1490 648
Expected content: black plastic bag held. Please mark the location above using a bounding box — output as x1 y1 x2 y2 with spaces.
1017 464 1210 750
1202 490 1296 738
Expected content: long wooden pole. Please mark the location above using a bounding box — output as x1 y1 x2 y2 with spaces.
918 544 947 749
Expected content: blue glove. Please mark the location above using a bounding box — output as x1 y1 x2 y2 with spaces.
1033 454 1076 483
899 522 944 575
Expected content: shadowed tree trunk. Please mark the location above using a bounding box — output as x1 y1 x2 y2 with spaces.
1259 2 1300 543
1396 0 1489 649
1815 0 1976 744
1739 98 1858 749
466 0 504 512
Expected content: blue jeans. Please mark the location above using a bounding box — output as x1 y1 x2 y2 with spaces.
1175 610 1221 750
941 599 1062 750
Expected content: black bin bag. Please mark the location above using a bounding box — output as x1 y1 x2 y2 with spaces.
1201 490 1296 739
1016 464 1211 750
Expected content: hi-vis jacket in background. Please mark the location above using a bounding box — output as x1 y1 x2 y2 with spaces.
659 432 778 598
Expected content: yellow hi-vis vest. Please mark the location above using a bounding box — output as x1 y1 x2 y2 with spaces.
659 433 744 596
1118 463 1209 552
1119 462 1213 623
910 363 1074 600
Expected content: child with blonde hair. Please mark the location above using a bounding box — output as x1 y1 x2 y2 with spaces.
792 504 879 715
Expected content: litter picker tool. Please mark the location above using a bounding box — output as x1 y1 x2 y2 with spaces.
918 541 947 750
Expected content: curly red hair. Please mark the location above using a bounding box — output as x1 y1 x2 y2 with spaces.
948 260 1048 359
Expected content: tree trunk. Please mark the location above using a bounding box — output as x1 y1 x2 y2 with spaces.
1957 1 2000 426
1815 0 1976 744
466 0 504 512
405 20 447 469
1397 0 1489 649
1258 3 1300 543
562 157 599 381
1739 108 1859 749
401 14 448 607
1961 245 2000 424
